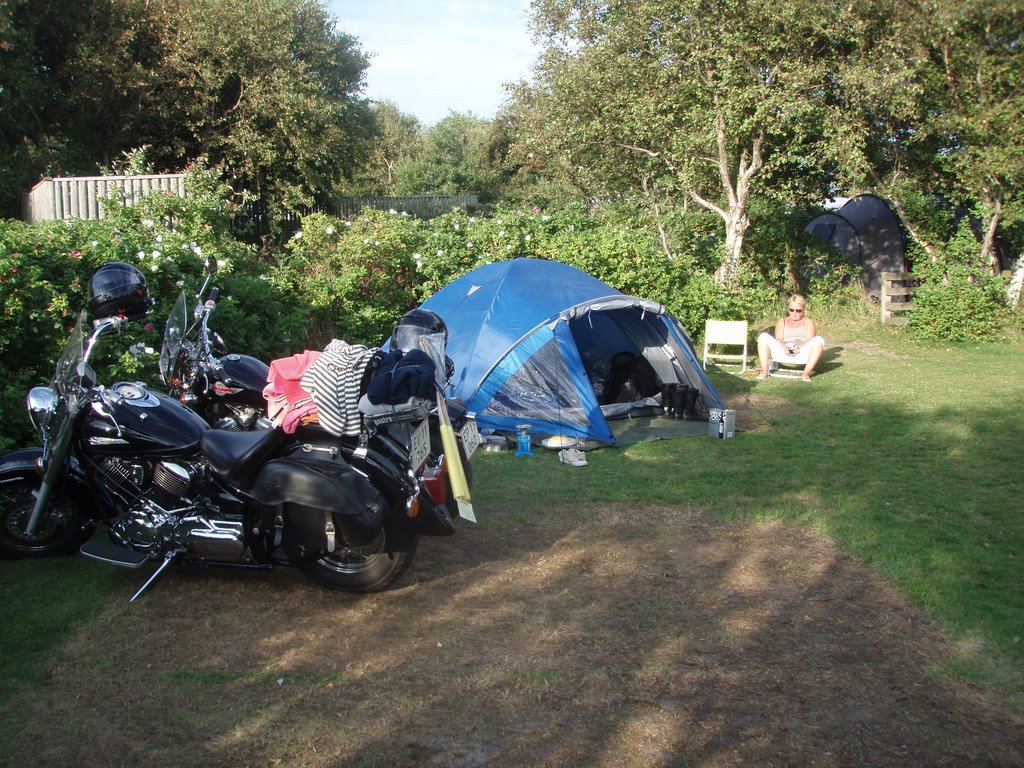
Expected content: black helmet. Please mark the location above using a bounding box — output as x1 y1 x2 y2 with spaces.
391 307 447 352
88 261 152 321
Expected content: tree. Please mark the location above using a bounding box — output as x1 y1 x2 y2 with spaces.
0 0 375 226
143 0 374 220
490 91 599 209
823 0 1023 273
0 0 162 215
923 0 1023 272
348 101 423 195
394 111 507 200
519 0 925 284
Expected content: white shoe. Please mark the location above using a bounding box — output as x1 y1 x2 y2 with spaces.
558 448 588 467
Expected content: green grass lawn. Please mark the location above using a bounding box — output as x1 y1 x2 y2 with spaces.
474 309 1024 702
1 309 1022 708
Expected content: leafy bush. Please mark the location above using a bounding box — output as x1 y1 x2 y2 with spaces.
274 210 424 348
205 270 309 362
909 263 1006 341
413 207 512 298
675 272 744 335
743 199 864 309
909 222 1007 341
0 216 153 452
0 164 259 452
1 190 806 453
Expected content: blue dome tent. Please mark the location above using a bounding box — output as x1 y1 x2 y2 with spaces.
421 258 724 445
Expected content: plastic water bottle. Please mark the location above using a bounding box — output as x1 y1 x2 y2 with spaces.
514 424 534 456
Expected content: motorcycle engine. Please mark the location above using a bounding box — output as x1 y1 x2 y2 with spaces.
98 456 204 508
96 457 245 559
97 457 202 551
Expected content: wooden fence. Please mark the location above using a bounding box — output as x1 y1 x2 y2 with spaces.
880 271 924 325
23 177 478 231
23 174 186 223
333 194 479 219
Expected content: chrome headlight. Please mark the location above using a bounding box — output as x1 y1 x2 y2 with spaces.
27 386 57 431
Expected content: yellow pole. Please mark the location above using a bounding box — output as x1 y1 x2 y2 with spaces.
436 393 473 514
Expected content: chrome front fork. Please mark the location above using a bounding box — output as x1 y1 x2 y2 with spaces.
25 459 62 536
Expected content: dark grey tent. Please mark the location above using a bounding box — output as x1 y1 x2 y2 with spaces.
804 212 860 265
805 194 907 298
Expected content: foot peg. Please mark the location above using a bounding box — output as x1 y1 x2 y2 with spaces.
80 535 180 602
80 536 149 567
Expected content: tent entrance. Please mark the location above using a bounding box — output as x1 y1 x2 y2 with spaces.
569 306 700 417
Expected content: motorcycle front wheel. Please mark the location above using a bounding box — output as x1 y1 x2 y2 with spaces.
0 476 89 558
297 525 417 593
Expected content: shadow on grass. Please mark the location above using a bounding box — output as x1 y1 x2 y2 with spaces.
2 499 1020 767
1 344 1022 766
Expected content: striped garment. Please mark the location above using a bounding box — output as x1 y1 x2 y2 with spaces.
301 340 377 437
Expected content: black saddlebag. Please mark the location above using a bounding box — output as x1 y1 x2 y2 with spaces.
251 456 387 549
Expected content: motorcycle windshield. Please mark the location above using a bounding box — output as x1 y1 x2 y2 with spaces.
159 291 189 385
414 332 448 391
52 312 85 394
43 312 86 463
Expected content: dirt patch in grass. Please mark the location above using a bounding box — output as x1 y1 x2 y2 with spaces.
722 386 809 435
836 340 910 357
2 503 1021 768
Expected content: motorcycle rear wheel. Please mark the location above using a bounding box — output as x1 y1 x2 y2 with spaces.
0 477 88 559
297 526 417 593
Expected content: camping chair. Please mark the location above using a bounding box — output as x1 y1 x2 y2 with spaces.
765 335 821 378
768 358 806 378
702 320 749 374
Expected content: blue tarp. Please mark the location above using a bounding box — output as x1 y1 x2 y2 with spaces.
422 258 723 444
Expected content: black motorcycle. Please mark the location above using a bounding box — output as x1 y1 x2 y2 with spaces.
0 262 478 600
160 271 270 431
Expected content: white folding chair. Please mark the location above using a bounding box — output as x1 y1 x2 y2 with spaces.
765 334 823 378
702 320 749 374
769 358 805 378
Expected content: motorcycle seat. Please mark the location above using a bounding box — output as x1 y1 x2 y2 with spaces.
201 426 287 489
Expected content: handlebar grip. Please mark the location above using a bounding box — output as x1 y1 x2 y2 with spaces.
208 287 219 303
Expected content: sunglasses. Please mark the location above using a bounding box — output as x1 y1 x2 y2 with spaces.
788 307 804 313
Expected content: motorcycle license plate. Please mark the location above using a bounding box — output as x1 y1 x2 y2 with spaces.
410 418 430 472
460 418 481 458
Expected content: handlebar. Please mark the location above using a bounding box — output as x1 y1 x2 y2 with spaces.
199 287 218 327
194 286 222 365
92 316 131 334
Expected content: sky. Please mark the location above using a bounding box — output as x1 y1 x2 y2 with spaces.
327 0 541 126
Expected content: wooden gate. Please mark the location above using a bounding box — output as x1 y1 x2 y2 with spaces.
880 272 923 325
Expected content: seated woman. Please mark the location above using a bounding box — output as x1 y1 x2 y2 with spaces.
755 294 825 381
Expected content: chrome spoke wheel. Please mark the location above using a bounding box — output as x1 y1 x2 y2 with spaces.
297 525 417 593
0 480 87 558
